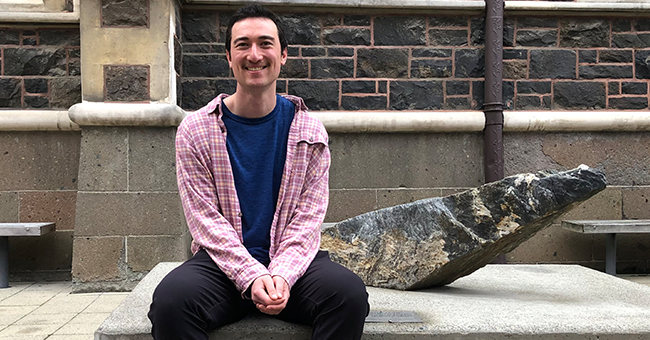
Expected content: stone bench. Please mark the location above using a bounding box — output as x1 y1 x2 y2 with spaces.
95 262 650 339
0 222 56 288
562 219 650 275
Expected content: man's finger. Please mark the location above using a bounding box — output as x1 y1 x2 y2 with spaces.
272 276 289 300
261 275 279 300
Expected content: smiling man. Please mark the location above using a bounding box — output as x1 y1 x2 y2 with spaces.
147 4 369 340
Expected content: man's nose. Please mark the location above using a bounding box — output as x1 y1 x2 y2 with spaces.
248 44 262 62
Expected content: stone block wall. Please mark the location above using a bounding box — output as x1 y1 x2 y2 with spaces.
0 131 80 280
504 132 650 273
179 12 650 112
0 27 81 109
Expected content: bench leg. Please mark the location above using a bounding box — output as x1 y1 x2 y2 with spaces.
605 233 617 275
0 236 7 288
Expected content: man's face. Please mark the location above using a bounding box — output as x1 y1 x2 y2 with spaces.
227 17 287 92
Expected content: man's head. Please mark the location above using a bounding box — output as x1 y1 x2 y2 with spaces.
225 4 288 55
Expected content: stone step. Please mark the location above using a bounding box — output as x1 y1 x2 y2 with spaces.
95 263 650 340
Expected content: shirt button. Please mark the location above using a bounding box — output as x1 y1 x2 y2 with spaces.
309 137 314 142
238 212 243 217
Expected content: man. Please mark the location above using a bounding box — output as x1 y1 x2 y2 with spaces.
147 4 369 340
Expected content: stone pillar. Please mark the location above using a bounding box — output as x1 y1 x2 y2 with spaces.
70 0 190 292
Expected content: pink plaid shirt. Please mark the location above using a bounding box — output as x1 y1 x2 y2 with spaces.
176 93 330 294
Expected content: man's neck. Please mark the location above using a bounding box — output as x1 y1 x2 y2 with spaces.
223 87 278 119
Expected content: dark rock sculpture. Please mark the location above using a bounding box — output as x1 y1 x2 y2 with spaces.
321 165 607 290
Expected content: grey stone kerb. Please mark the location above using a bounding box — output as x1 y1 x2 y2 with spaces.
68 102 186 127
95 262 650 340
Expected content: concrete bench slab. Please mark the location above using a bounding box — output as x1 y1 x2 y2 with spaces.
95 263 650 340
0 222 55 288
562 220 650 275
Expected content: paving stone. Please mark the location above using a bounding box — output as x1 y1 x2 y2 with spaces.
341 95 387 110
529 49 576 79
4 48 67 76
504 18 515 47
411 59 452 78
634 18 650 32
182 54 229 77
38 29 80 46
279 58 308 79
278 14 320 45
390 80 443 110
579 65 633 79
559 19 609 47
311 58 354 79
517 81 552 94
609 82 621 95
599 49 633 63
374 16 426 46
378 81 387 93
288 80 338 110
412 48 452 58
0 78 22 108
622 82 648 95
516 95 546 110
446 80 470 95
455 48 484 78
323 28 371 45
428 29 468 46
357 48 408 78
612 33 650 48
516 29 557 47
609 97 648 110
470 17 484 46
182 11 217 43
101 0 148 27
342 80 375 94
553 81 606 109
287 46 299 57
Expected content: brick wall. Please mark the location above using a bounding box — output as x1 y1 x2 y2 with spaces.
0 27 81 109
179 12 650 112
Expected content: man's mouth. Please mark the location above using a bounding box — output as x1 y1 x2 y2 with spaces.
246 66 266 71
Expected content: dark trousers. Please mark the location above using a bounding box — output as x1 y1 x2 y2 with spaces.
148 249 369 340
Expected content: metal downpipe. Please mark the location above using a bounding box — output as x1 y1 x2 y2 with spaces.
483 0 504 184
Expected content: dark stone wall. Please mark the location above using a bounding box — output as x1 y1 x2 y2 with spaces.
179 12 650 112
0 27 81 109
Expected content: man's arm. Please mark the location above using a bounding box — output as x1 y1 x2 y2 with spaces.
176 118 270 294
267 139 330 288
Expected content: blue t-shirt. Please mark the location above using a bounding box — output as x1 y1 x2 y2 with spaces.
221 95 295 266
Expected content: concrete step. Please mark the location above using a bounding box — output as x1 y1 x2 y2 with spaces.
95 263 650 340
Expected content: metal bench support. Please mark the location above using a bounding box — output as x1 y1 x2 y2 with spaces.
605 233 617 275
0 236 7 288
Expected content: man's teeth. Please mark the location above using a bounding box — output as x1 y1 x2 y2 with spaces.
248 67 264 71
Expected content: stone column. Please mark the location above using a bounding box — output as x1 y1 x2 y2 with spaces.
70 0 190 292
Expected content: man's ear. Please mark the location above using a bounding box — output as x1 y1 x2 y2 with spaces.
226 51 232 66
281 47 288 65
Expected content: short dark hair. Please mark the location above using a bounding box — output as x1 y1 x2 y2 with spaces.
225 4 288 54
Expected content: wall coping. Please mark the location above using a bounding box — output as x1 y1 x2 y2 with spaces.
0 0 80 23
5 105 650 132
184 0 650 15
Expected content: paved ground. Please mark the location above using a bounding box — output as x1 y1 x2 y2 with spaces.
1 274 649 340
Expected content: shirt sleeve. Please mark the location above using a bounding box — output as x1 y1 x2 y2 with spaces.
176 118 270 294
268 140 330 288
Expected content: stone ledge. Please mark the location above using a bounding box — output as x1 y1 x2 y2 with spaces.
68 102 186 127
183 0 650 14
0 0 80 23
0 110 79 131
95 263 650 340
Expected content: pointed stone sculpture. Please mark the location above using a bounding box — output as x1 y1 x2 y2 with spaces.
321 165 607 290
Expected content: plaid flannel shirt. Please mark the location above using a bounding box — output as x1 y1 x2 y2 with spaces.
176 93 330 295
